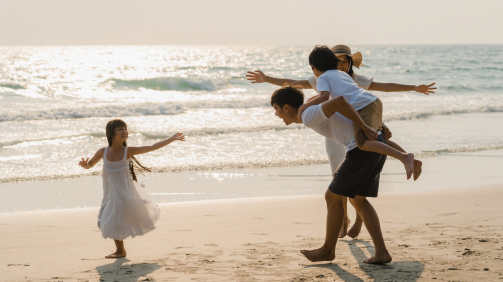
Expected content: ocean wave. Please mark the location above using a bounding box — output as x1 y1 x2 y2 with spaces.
107 77 228 91
0 104 185 122
0 126 302 148
3 142 503 183
0 99 271 122
384 105 503 122
0 83 25 90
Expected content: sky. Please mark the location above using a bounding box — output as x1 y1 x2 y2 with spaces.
0 0 502 45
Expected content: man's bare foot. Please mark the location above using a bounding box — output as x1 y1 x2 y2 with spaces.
347 221 362 239
338 218 350 238
105 250 126 259
364 252 392 264
300 248 335 262
402 153 415 180
413 159 422 181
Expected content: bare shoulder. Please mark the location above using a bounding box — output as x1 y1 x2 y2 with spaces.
97 147 106 157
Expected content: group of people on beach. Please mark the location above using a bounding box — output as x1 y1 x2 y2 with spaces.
78 44 436 264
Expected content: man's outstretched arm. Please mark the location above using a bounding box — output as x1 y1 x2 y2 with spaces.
321 96 377 140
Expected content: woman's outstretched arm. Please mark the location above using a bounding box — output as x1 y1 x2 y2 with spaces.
368 82 436 95
127 133 185 157
246 70 312 89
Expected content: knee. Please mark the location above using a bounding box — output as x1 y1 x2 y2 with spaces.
350 196 368 208
325 190 343 206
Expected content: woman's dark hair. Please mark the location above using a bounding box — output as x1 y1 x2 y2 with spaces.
345 55 354 76
105 119 151 181
270 85 304 109
309 45 340 72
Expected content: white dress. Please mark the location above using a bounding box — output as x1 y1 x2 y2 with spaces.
98 147 160 240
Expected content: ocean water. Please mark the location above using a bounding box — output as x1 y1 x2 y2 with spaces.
1 45 503 183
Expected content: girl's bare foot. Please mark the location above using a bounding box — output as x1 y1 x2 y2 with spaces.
413 159 422 181
402 153 415 180
338 218 351 238
364 252 392 264
105 250 126 259
300 248 335 262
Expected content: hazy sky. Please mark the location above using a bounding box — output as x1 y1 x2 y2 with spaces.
1 0 502 45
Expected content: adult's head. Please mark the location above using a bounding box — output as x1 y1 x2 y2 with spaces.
309 45 339 77
331 45 364 76
270 86 304 125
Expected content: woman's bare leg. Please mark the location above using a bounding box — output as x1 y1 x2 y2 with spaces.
339 196 350 238
105 240 127 259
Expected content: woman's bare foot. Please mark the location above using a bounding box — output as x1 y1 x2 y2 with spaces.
364 252 392 264
413 159 422 181
300 247 335 262
105 250 126 259
338 218 351 238
402 153 415 180
347 221 362 239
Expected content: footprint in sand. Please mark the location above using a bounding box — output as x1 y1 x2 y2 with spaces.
204 243 219 247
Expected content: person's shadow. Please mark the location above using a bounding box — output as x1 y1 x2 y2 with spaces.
96 258 162 282
305 240 424 281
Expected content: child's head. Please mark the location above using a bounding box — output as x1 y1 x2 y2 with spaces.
309 45 340 77
106 119 129 147
270 85 304 125
105 119 151 181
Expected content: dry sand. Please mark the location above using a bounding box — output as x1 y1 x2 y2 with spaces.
1 184 503 281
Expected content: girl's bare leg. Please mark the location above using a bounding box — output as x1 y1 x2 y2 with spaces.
105 240 127 259
360 140 415 180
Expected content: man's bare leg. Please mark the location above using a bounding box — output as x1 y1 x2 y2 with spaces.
349 196 392 264
105 240 127 259
300 190 345 262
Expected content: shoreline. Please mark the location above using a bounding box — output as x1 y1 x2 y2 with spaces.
2 149 503 213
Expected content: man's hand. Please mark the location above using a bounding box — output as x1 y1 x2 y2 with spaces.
171 133 185 141
382 126 392 140
415 83 436 95
246 70 267 84
363 126 378 141
79 157 89 169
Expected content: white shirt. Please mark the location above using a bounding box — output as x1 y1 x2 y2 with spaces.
307 72 374 173
302 104 358 152
308 73 374 92
316 70 377 111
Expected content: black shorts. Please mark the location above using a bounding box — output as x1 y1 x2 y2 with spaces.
328 134 387 199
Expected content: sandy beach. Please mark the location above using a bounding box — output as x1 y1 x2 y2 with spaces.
2 151 503 281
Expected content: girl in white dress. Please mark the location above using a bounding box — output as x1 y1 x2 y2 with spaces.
79 119 185 258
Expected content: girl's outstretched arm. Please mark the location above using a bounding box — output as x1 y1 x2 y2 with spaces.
79 148 105 169
368 82 436 95
128 133 185 157
246 70 312 89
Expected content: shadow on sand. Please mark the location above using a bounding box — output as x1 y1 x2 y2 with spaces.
305 240 424 282
96 258 161 282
